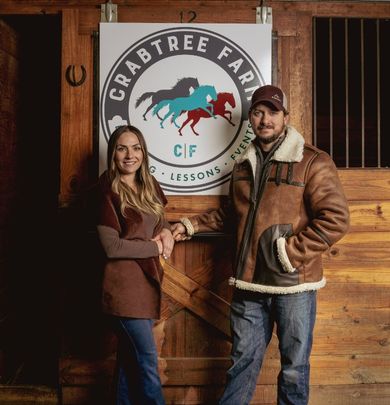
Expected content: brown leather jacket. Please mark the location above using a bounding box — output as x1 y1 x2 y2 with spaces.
190 126 350 294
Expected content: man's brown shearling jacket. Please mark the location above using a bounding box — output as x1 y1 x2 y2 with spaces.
189 125 350 294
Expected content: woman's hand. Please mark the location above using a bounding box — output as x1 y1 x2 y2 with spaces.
154 239 163 255
152 228 174 259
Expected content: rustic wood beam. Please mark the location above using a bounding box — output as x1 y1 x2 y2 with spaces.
161 260 231 337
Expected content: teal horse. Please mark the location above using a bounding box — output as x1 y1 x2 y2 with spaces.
152 85 217 129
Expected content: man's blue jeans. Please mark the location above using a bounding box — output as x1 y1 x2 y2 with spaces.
112 317 165 405
219 289 317 405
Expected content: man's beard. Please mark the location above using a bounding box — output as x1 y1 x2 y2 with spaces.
256 125 286 144
258 132 281 144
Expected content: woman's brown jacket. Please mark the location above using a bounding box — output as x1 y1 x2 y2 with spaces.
96 174 169 318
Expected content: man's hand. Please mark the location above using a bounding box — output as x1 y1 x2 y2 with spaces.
171 222 190 242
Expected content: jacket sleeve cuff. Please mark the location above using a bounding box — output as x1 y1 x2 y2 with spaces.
276 237 296 273
180 217 195 236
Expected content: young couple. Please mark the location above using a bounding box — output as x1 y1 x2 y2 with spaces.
97 85 349 405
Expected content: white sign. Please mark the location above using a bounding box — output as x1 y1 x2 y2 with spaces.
100 23 272 194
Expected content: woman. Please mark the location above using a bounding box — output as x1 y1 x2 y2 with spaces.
97 125 173 404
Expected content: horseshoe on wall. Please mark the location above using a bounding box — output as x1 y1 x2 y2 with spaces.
65 65 87 87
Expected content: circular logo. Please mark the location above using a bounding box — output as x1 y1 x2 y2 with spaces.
101 27 265 193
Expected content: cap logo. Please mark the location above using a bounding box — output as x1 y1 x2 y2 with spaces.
271 93 282 103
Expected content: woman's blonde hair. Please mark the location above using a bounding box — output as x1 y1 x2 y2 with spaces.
106 125 164 223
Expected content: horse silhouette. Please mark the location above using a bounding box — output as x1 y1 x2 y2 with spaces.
178 92 236 136
135 77 199 121
153 85 218 129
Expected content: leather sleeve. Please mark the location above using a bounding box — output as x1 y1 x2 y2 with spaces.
190 189 234 234
284 152 350 269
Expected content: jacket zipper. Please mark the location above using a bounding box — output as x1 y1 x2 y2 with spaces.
235 160 273 279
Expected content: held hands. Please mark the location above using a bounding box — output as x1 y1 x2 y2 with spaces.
152 228 174 260
171 222 190 242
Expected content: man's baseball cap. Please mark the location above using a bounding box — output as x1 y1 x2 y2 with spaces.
249 85 288 113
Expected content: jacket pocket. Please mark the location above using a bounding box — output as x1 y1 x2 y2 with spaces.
253 224 299 287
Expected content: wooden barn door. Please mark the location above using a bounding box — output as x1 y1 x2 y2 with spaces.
59 8 315 405
56 3 390 405
158 235 233 403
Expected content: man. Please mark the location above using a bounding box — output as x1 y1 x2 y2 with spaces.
171 85 350 405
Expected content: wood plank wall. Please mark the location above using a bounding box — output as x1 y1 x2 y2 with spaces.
0 1 389 404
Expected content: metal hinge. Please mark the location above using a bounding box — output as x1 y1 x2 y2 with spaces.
101 0 118 23
256 0 272 24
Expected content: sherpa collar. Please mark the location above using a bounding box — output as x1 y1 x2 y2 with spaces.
237 126 305 174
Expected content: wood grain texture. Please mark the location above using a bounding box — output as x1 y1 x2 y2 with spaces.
161 260 231 337
0 385 58 404
59 353 390 389
348 201 390 232
60 9 93 205
61 382 390 405
0 1 389 404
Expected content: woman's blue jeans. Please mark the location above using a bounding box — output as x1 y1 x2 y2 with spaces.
219 289 317 405
112 317 165 405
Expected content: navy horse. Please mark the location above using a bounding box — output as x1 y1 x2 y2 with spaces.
152 85 218 129
135 77 199 121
